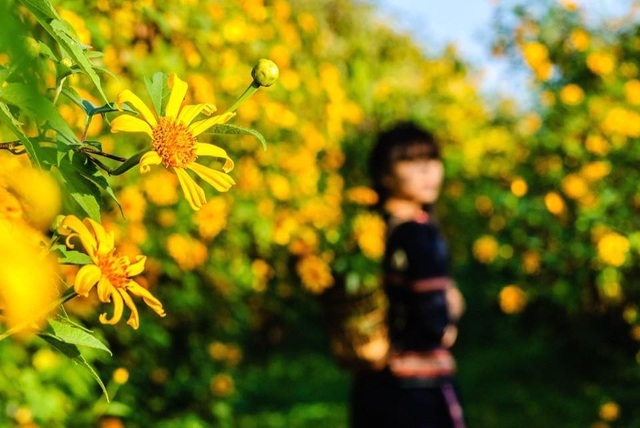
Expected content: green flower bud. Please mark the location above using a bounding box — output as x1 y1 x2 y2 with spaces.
25 37 40 57
60 57 74 68
251 59 279 87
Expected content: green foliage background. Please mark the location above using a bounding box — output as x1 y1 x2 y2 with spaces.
2 0 640 427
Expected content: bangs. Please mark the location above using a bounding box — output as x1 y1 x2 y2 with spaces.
390 140 440 163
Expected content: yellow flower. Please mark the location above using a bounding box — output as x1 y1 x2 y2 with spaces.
544 192 566 215
57 215 165 329
569 28 589 52
297 254 334 294
210 373 235 397
624 79 640 105
352 213 386 260
499 285 527 314
559 83 584 105
597 232 630 267
345 186 379 206
587 51 616 76
561 173 588 199
112 367 130 384
472 235 499 264
580 161 611 182
194 197 229 241
166 233 208 270
510 178 528 197
599 401 620 421
111 73 236 211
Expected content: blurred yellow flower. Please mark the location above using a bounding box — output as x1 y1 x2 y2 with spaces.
561 174 588 199
510 178 528 197
544 192 566 215
345 186 379 206
352 213 386 260
112 367 130 384
118 186 147 223
580 161 611 182
559 83 585 105
111 73 236 211
601 107 640 137
57 215 165 329
0 218 57 333
475 195 494 216
143 172 180 206
587 51 616 76
194 197 229 240
569 28 589 52
499 285 527 314
522 251 541 274
597 232 630 267
210 373 234 397
297 254 334 294
599 401 620 421
522 41 548 67
585 134 610 156
624 79 640 105
166 233 208 270
558 0 578 11
251 259 273 292
472 235 499 264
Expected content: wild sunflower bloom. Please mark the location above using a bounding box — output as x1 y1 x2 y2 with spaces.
57 215 165 329
111 73 236 210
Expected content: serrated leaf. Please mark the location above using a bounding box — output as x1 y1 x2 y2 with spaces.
48 319 112 355
39 332 109 400
52 244 93 265
209 123 267 150
144 72 168 117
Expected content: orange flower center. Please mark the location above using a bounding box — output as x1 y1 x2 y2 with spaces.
152 117 198 168
97 250 130 289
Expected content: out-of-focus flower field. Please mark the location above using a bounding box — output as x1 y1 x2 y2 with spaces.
2 0 640 426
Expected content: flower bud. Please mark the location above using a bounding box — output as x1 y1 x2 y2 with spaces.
251 59 279 87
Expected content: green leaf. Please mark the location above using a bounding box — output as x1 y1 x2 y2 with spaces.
39 332 109 400
17 0 58 20
69 150 122 214
49 19 107 102
51 244 93 265
0 102 40 166
0 83 78 145
208 123 268 150
144 72 168 117
54 156 103 221
48 318 112 355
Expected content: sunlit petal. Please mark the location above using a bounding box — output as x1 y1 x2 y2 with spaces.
99 287 124 325
177 103 217 126
58 215 98 259
166 73 189 119
189 112 236 137
97 276 113 303
187 162 236 192
128 281 166 317
74 264 102 296
175 168 206 210
83 218 114 254
110 115 153 137
126 255 146 277
117 89 158 126
118 288 140 330
139 151 163 173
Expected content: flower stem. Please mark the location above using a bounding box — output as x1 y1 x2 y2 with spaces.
224 81 260 115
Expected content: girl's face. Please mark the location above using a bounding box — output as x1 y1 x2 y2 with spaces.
390 158 444 205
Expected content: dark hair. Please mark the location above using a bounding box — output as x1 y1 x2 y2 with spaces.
368 121 440 207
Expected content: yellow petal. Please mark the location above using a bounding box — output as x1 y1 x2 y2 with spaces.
126 255 147 277
117 89 158 126
118 288 140 330
175 168 206 210
189 112 236 137
139 151 163 173
177 103 217 126
195 143 234 172
166 73 189 119
97 276 114 303
111 115 153 137
58 215 98 259
187 162 236 192
74 264 102 296
127 281 166 317
99 286 124 325
83 218 114 255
